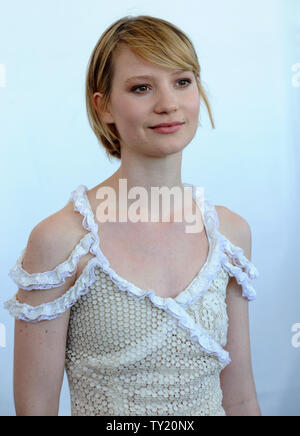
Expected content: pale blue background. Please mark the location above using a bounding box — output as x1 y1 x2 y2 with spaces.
0 0 299 416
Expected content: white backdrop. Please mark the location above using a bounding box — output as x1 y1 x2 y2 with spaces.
0 0 299 416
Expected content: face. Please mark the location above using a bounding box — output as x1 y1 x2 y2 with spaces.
94 44 201 158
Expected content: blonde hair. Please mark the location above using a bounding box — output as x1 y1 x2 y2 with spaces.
85 15 215 161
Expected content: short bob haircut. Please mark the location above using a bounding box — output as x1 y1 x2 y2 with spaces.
86 15 215 161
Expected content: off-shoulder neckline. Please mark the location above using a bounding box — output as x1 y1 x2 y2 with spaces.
4 182 259 365
71 183 220 305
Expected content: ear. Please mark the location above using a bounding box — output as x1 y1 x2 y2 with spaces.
92 92 114 124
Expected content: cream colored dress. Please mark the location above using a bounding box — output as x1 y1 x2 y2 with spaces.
4 183 259 416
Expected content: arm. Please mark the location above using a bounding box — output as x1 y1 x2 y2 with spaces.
217 206 261 416
13 212 79 416
14 308 71 416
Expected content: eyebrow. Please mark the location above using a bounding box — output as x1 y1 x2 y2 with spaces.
124 70 191 84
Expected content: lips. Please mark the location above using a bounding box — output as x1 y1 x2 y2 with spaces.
149 124 184 134
150 122 184 129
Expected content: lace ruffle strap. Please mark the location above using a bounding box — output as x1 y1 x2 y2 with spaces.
3 257 100 322
218 234 259 301
69 185 108 265
8 232 94 291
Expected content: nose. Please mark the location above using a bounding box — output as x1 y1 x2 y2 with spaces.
154 87 179 113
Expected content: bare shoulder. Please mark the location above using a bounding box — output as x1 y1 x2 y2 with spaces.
215 205 252 262
22 201 87 274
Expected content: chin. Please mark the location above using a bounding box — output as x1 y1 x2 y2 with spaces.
143 145 182 157
161 141 189 155
154 137 190 153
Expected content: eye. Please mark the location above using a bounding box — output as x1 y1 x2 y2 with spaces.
177 78 192 87
131 78 192 94
131 84 149 93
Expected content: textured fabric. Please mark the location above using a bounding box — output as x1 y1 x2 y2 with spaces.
65 266 229 416
3 183 259 416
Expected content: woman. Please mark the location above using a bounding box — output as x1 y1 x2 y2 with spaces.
4 15 261 416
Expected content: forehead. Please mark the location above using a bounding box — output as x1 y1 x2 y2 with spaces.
112 44 181 80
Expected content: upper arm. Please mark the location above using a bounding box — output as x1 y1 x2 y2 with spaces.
216 206 260 414
11 208 84 416
14 308 71 416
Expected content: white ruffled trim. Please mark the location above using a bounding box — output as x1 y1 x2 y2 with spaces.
3 257 99 323
200 195 259 301
8 232 94 290
71 185 221 304
69 185 109 266
145 292 231 365
218 233 259 301
3 183 258 368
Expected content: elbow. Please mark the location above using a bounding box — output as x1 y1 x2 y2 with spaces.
14 389 60 416
15 402 59 416
223 397 262 416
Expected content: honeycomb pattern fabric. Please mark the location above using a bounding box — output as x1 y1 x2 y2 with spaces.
3 183 259 416
65 265 229 416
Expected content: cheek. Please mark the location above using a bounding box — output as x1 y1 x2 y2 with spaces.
184 94 201 134
187 92 201 116
113 102 145 144
115 99 144 129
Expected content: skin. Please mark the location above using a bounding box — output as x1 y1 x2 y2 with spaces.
92 43 201 205
13 43 261 416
